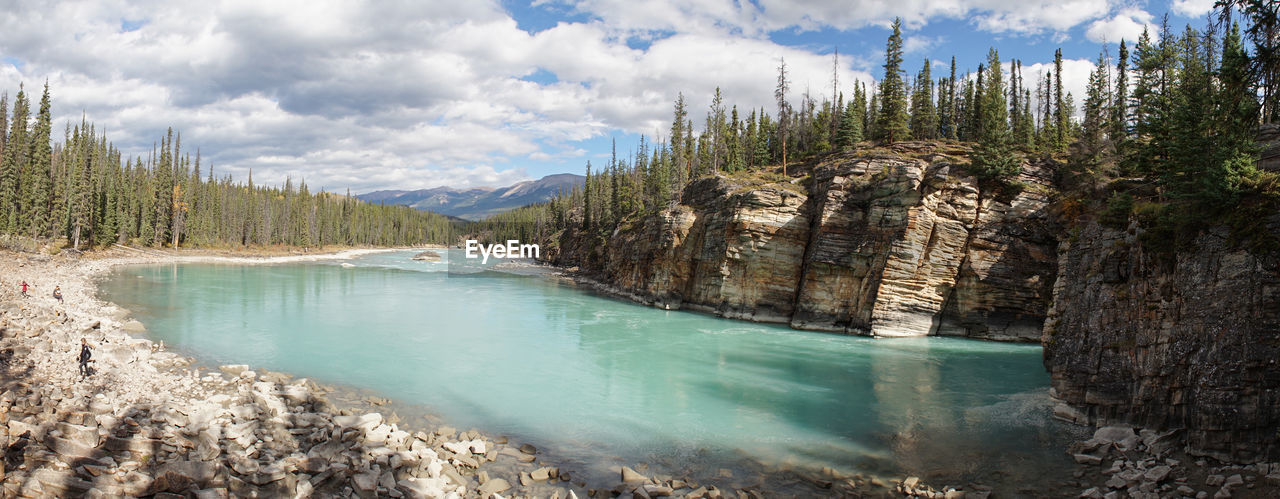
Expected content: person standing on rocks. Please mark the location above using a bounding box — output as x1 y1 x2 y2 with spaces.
79 338 93 378
20 281 29 297
53 286 63 303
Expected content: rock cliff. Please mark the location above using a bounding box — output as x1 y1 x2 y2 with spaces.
1043 220 1280 462
559 144 1059 341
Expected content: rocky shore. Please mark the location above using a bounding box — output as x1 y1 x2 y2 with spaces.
2 247 909 499
0 248 676 498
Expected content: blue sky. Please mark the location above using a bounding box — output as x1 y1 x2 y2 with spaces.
0 0 1220 193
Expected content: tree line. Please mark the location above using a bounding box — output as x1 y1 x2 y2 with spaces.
485 4 1279 255
0 84 460 250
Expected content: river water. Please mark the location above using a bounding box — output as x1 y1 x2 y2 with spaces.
97 250 1080 492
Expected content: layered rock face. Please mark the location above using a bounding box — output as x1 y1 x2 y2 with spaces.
562 145 1058 341
1043 220 1280 461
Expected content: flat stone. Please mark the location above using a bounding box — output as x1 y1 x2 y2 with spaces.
34 469 94 495
56 421 100 447
519 443 537 455
477 477 511 496
1224 475 1244 488
621 466 648 484
46 435 109 461
352 471 379 493
1144 465 1172 483
1075 453 1103 465
1093 426 1136 445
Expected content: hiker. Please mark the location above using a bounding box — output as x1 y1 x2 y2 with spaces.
20 281 29 297
78 338 93 378
53 286 62 303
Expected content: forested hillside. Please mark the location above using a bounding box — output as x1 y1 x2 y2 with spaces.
485 6 1280 257
0 84 459 250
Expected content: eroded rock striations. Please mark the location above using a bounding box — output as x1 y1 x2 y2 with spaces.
561 144 1059 341
1043 220 1280 462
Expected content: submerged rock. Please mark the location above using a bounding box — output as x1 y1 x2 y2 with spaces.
412 251 442 262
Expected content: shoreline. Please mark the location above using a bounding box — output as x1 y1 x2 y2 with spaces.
0 246 599 498
3 246 847 499
7 246 1271 498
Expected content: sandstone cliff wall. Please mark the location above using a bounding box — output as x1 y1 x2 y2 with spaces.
559 145 1058 341
1043 220 1280 461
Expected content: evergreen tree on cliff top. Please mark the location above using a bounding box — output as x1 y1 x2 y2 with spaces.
910 59 938 140
875 18 909 144
970 49 1020 180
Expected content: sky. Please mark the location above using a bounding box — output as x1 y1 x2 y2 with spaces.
0 0 1221 194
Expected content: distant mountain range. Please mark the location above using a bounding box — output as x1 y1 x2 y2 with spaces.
357 173 584 220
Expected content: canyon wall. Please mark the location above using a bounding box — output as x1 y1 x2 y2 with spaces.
560 145 1059 341
554 142 1280 461
1042 220 1280 461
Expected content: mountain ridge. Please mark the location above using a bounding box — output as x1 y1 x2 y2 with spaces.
357 173 583 220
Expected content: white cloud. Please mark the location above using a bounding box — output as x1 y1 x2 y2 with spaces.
1022 58 1096 121
0 0 1147 195
1085 8 1157 44
903 35 942 54
1172 0 1216 18
549 0 1117 37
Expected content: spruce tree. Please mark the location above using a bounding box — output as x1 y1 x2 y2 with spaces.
27 83 53 236
1112 40 1130 158
670 94 688 185
1078 50 1112 169
0 87 29 233
582 162 592 231
1053 48 1069 152
835 98 862 149
910 59 938 140
971 49 1020 180
876 18 909 143
775 58 791 175
1210 22 1262 199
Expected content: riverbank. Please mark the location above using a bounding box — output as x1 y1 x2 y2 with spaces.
0 247 596 498
4 246 884 498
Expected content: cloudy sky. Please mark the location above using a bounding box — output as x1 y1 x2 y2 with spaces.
0 0 1218 193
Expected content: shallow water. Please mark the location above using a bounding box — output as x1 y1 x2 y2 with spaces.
98 250 1080 491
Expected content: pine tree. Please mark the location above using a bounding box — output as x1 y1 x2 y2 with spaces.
1209 21 1262 199
835 97 862 149
1053 48 1070 152
910 59 938 140
1078 50 1112 169
27 82 53 236
582 162 592 231
670 94 688 185
775 58 791 175
0 87 24 233
875 18 910 143
942 57 958 139
971 49 1020 180
1111 40 1130 158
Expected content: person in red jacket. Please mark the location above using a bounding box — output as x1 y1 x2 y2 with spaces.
20 281 29 297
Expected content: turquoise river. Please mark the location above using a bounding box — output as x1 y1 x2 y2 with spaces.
97 250 1080 492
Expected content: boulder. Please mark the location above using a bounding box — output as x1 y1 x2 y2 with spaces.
477 477 511 497
1144 465 1172 483
1093 426 1136 445
621 466 648 484
412 251 442 262
56 421 100 447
